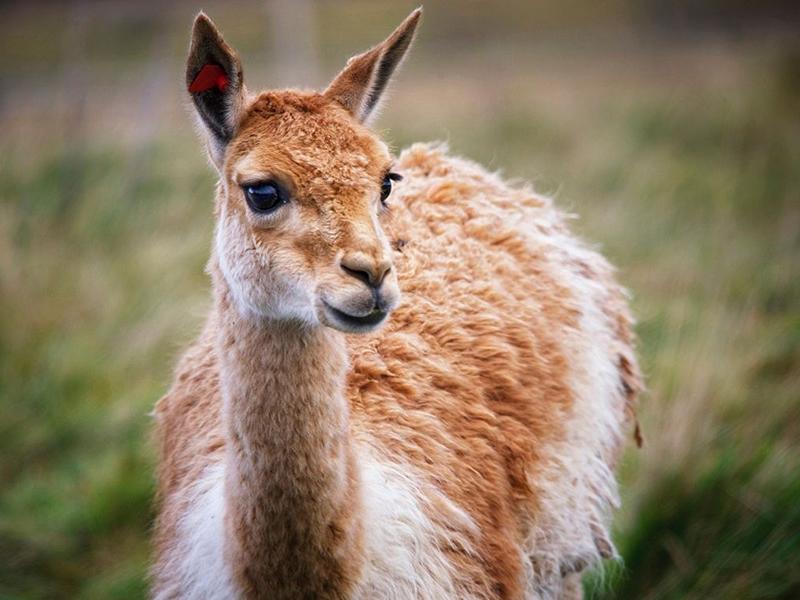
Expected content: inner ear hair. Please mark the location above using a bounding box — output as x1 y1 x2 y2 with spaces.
325 8 422 123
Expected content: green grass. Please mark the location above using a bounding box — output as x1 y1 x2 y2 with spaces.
1 2 798 598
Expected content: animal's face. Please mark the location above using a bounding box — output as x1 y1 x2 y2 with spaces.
216 94 401 331
186 9 420 332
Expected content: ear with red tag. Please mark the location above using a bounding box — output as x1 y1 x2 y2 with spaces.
186 13 246 167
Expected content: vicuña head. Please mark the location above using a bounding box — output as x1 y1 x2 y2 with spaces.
188 10 421 332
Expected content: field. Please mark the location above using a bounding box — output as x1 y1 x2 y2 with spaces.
1 1 798 598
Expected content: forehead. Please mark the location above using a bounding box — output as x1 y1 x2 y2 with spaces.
227 92 391 189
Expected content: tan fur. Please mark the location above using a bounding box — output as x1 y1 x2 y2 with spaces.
152 10 641 600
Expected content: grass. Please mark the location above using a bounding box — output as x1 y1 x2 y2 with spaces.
1 1 798 598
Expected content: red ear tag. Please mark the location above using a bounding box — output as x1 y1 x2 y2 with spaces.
189 64 230 93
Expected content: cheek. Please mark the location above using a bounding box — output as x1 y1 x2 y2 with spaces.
215 214 266 311
215 212 321 320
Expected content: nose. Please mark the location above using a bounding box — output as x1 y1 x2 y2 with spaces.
340 254 392 289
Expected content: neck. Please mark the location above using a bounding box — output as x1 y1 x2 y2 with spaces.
212 266 363 598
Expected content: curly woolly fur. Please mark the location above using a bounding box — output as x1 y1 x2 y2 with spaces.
152 10 642 600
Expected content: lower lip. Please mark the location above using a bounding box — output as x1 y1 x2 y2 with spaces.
324 303 388 328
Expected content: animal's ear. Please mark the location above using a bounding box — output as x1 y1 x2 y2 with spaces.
324 8 421 124
186 13 246 166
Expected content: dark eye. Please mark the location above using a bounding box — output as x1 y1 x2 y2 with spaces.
380 172 402 204
243 181 286 214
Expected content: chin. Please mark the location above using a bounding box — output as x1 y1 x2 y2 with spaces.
319 301 391 334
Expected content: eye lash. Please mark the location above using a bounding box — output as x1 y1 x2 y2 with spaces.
387 172 403 182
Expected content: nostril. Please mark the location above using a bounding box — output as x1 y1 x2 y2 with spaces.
340 257 391 288
340 263 373 287
375 264 391 286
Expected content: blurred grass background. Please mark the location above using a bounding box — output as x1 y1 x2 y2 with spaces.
1 0 798 598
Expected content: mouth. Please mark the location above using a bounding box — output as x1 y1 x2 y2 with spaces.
322 301 388 332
